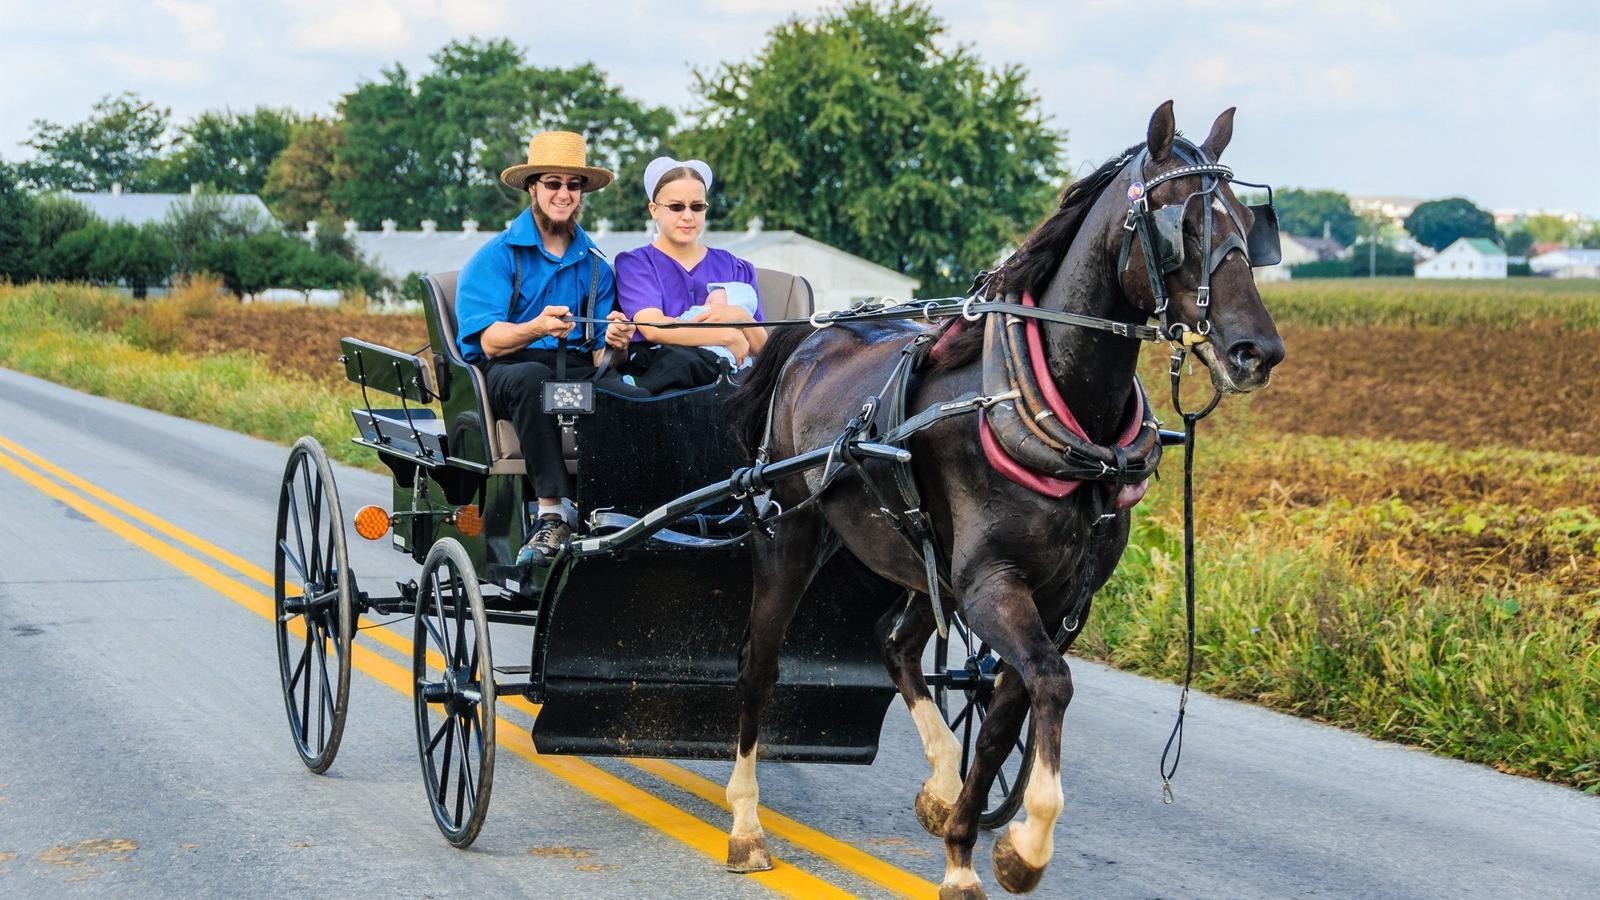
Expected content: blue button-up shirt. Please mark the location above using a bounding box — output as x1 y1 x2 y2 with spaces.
454 208 616 363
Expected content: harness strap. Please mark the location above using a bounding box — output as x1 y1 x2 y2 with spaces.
881 334 954 638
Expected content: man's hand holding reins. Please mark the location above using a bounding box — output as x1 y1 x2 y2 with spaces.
603 310 636 349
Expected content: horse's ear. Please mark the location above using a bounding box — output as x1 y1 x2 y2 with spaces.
1147 100 1175 163
1202 107 1236 161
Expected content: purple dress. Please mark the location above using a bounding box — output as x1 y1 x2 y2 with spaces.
614 244 763 342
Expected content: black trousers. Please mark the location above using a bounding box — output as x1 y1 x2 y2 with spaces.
481 348 648 499
620 344 724 394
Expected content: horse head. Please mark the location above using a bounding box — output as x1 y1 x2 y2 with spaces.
1106 101 1286 393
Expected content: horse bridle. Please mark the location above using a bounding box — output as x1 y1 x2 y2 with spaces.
1116 139 1282 345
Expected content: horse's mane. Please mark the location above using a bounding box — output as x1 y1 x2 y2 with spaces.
929 143 1143 371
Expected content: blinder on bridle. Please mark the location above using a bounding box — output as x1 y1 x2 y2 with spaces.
1143 184 1282 275
1118 138 1280 340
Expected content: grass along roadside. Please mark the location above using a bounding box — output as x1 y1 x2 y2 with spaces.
4 281 1596 793
0 282 379 471
1078 428 1599 792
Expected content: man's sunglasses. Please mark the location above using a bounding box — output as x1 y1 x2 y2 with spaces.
658 201 709 213
537 177 587 192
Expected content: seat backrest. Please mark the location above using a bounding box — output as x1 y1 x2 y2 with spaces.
425 270 465 365
755 268 813 321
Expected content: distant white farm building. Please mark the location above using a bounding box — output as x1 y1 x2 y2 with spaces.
334 218 920 312
1529 248 1600 279
64 183 272 227
1415 238 1506 279
1254 234 1347 282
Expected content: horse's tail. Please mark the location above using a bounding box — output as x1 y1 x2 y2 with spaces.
728 324 814 456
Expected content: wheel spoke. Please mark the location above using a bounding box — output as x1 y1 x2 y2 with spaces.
313 627 329 751
454 717 471 824
436 724 455 807
960 699 974 777
318 628 337 731
306 471 323 583
279 540 310 585
285 479 309 587
997 769 1011 797
287 634 310 694
299 624 312 743
427 714 451 753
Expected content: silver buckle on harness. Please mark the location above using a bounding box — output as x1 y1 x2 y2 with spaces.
1196 285 1211 308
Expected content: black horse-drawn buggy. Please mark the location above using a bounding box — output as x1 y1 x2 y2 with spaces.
275 105 1285 898
274 266 1037 847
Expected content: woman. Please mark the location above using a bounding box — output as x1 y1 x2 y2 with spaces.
615 157 768 393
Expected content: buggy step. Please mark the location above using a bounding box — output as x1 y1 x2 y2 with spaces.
493 665 532 675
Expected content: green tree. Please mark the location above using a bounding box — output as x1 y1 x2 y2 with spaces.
1520 215 1573 245
92 222 175 298
1500 228 1534 258
161 191 271 275
145 107 299 194
0 163 41 281
1272 188 1360 246
192 231 383 297
48 224 108 282
1405 197 1497 251
334 39 673 230
262 116 351 226
676 1 1064 295
31 193 95 248
19 92 171 191
334 63 436 228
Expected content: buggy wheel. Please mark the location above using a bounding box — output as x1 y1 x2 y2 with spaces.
413 538 496 848
932 614 1035 830
273 436 355 774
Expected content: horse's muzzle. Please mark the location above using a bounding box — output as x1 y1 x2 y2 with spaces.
1223 335 1283 391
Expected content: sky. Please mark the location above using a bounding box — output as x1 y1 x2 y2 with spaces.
2 0 1597 215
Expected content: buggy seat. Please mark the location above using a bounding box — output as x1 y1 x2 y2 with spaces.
419 268 814 477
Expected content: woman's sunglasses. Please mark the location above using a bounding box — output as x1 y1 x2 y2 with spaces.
658 201 709 214
538 177 587 192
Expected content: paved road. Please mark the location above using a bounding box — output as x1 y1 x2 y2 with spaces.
0 367 1595 899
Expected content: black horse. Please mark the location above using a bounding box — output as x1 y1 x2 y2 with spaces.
722 102 1284 898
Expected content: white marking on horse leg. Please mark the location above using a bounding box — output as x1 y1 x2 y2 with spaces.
909 698 963 803
725 742 773 872
1005 747 1063 868
726 743 762 838
940 863 982 897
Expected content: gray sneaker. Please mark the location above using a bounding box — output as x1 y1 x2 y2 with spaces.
516 513 570 565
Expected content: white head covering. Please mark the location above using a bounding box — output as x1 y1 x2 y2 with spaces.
643 156 713 200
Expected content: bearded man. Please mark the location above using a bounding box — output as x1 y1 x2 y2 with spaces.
454 130 640 563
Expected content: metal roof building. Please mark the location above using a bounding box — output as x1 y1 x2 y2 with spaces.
63 185 273 227
339 218 920 312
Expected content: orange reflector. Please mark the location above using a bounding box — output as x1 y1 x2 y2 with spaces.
354 505 391 540
454 504 484 538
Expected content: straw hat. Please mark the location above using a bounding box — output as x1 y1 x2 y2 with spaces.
500 131 614 192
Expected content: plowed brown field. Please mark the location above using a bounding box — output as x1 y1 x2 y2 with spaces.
1252 323 1598 455
181 305 430 386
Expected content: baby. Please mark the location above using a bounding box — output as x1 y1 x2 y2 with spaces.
679 281 760 371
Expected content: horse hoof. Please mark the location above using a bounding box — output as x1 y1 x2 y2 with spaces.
914 787 954 837
992 832 1046 894
938 882 988 900
726 834 773 873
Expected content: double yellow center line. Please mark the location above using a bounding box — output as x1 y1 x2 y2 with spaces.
0 434 937 899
